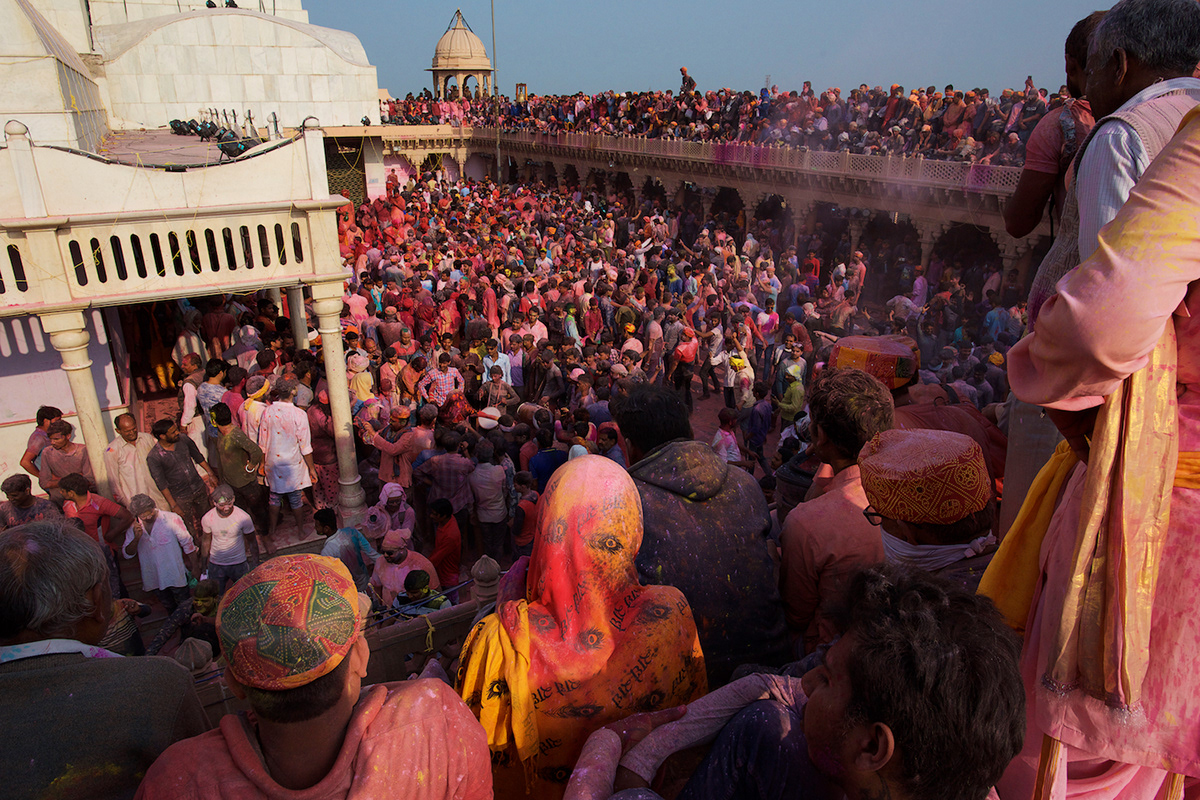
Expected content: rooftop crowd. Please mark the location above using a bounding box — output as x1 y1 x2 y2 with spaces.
6 0 1200 798
380 71 1049 165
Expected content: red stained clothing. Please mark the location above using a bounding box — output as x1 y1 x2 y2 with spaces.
65 493 125 548
430 517 461 589
135 681 492 800
779 465 883 651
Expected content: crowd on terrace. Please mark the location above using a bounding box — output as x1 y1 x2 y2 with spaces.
380 72 1052 164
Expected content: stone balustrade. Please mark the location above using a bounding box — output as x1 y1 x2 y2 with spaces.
0 119 345 319
477 128 1024 198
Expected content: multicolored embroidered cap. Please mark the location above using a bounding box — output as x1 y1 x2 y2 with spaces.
859 429 991 525
828 335 917 390
217 554 363 690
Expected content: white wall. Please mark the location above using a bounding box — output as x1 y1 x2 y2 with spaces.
0 310 128 480
2 0 109 150
25 0 92 53
96 11 377 129
464 153 488 182
381 153 420 190
88 0 308 26
363 137 385 200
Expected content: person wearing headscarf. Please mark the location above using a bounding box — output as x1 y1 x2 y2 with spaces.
457 455 706 800
347 353 376 402
363 482 417 544
370 527 440 607
223 324 262 373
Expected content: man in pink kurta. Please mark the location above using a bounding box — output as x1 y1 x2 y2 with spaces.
1003 106 1200 798
135 555 490 800
778 368 892 653
366 406 437 489
779 464 882 651
370 529 440 608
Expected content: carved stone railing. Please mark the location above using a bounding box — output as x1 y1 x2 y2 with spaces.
473 128 1024 198
363 124 1024 199
0 119 346 318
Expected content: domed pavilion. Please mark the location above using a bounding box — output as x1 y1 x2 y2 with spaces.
428 9 493 99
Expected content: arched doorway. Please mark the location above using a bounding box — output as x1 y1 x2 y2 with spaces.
561 163 580 190
640 176 667 214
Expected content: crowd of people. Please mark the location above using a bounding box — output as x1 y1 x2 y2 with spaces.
380 69 1051 164
6 0 1200 798
0 155 1026 800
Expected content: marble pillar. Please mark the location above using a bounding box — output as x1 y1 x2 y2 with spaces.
40 309 111 497
309 280 367 524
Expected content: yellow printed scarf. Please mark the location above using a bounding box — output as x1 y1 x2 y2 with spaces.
978 440 1078 634
457 605 536 763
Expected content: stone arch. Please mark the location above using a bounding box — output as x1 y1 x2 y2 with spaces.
610 171 635 208
543 162 560 187
462 74 481 99
712 186 745 218
751 195 794 252
418 153 446 174
855 212 918 303
586 169 609 194
936 223 1000 279
640 176 668 212
704 187 745 245
753 194 788 225
561 163 581 189
674 181 703 215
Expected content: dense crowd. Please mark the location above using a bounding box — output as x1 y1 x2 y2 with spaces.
380 70 1053 164
0 167 1022 800
6 1 1200 798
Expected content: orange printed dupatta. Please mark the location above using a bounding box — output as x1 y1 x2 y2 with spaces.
457 456 706 799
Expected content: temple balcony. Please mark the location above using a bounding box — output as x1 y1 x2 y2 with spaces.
0 119 346 319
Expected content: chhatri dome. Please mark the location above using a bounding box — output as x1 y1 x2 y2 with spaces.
429 9 493 98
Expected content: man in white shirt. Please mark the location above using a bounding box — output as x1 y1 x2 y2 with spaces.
125 494 199 614
257 377 317 543
1076 1 1200 260
177 352 207 454
102 413 167 509
200 484 256 592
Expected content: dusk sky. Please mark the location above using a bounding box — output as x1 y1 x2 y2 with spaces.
304 0 1103 98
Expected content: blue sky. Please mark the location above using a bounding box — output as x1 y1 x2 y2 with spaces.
304 0 1104 98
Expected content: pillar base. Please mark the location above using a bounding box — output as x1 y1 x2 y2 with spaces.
309 279 368 526
338 476 368 527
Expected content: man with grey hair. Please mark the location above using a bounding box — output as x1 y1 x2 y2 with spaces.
257 376 316 543
125 494 200 614
1028 0 1200 323
1076 0 1200 257
1008 0 1200 541
0 520 208 799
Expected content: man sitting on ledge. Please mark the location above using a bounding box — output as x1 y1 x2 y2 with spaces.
1 520 208 800
135 554 492 799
